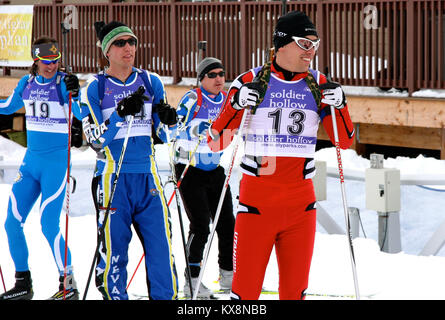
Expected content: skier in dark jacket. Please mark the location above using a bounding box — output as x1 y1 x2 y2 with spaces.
169 57 235 298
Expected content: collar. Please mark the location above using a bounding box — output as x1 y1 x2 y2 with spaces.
272 58 307 81
35 73 59 84
104 67 138 85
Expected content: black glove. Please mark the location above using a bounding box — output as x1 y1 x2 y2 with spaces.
71 117 83 148
64 74 80 97
116 86 149 118
154 99 178 125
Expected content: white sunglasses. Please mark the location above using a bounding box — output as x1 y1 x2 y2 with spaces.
292 36 320 51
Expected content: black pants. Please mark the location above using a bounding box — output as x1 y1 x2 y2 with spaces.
175 163 235 277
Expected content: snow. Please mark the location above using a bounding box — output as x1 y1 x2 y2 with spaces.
1 135 445 300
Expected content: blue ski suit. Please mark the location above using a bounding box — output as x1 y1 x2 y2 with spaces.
0 72 81 276
80 68 178 300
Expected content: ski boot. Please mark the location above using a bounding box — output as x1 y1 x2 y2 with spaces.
183 277 215 299
218 268 233 292
0 271 34 300
48 274 79 300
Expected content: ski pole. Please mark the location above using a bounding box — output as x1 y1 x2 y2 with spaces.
0 265 6 292
61 21 72 300
126 127 207 294
330 104 360 300
324 68 360 299
162 126 209 298
82 114 135 300
166 178 193 298
192 112 248 300
63 92 72 301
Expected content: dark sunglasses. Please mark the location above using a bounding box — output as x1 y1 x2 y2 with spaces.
206 71 225 79
40 59 59 65
112 38 137 47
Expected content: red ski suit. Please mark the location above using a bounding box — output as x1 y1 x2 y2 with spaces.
207 61 354 300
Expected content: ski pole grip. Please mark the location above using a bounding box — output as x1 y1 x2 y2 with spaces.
135 85 145 96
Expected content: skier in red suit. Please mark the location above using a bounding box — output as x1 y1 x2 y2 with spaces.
207 11 355 300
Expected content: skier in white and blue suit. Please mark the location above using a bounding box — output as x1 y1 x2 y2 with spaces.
81 21 178 300
0 37 82 300
169 57 235 299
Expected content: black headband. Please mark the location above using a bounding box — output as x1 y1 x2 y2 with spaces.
32 42 60 61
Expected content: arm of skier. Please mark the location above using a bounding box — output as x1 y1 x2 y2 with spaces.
151 72 178 143
175 91 195 132
80 77 124 151
207 70 255 152
175 90 211 140
318 73 355 149
62 73 82 120
0 75 29 115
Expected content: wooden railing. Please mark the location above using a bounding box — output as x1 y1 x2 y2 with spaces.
9 0 445 94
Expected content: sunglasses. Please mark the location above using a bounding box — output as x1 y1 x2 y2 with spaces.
112 38 137 47
206 71 225 79
35 52 62 65
40 58 59 65
292 36 320 51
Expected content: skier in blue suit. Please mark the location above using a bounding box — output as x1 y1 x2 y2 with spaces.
0 37 82 300
81 21 178 300
168 57 235 299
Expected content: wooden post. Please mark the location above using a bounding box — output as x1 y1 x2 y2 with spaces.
351 123 366 156
239 0 247 73
52 0 59 44
316 0 326 73
441 127 445 160
171 0 180 84
406 0 415 95
108 0 114 23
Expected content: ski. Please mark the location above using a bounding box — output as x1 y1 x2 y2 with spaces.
211 289 278 295
127 289 379 300
210 289 377 299
129 284 377 300
129 289 274 300
129 291 224 300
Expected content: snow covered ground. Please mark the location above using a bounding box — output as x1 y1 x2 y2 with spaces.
1 135 445 300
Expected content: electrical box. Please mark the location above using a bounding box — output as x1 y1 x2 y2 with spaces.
313 161 327 201
365 168 400 212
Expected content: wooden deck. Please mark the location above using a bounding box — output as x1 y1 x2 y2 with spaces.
318 96 445 159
